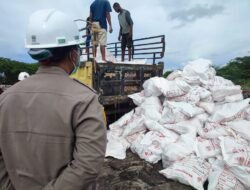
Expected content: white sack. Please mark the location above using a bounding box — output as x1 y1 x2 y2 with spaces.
144 119 179 143
105 131 130 159
207 157 217 164
131 131 164 164
213 76 234 86
142 77 191 98
168 101 204 118
202 76 234 90
220 136 249 165
224 93 244 103
228 166 250 189
182 58 215 85
160 105 189 124
197 102 215 115
125 131 146 144
122 115 146 137
198 122 231 139
210 85 242 102
168 86 211 104
142 77 165 97
195 137 221 159
128 91 145 106
164 101 204 118
245 106 250 120
161 79 191 98
140 96 162 121
195 113 209 123
162 133 196 168
168 92 200 104
220 136 250 189
163 118 203 135
208 99 250 123
226 120 250 141
160 155 211 190
208 160 246 190
167 70 183 81
109 109 135 136
200 95 214 103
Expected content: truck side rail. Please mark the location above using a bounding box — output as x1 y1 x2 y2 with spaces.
106 35 165 64
74 19 165 63
79 33 165 64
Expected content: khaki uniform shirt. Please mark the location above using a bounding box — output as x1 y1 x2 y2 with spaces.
0 66 107 190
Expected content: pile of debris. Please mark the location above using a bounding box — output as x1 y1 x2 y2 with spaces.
105 59 250 190
97 150 194 190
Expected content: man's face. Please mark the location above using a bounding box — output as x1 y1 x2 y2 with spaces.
69 46 81 74
113 6 120 13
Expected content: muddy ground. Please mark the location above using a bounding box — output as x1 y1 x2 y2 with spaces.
97 150 195 190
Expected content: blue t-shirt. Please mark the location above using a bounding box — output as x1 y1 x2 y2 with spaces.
90 0 112 30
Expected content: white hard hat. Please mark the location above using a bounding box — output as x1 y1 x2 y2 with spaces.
25 9 80 49
18 72 30 81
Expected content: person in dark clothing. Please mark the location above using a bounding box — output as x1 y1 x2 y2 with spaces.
113 2 134 62
85 17 92 54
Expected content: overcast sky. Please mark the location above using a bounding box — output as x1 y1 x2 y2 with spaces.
0 0 250 70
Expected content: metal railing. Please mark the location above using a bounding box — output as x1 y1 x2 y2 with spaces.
80 34 165 64
75 19 166 63
106 35 165 64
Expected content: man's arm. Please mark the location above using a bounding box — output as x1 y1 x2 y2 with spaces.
118 26 122 41
105 1 113 33
44 94 107 190
125 11 133 37
0 147 14 189
106 12 113 33
129 24 133 38
89 11 93 22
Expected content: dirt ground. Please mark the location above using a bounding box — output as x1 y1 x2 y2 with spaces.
97 150 195 190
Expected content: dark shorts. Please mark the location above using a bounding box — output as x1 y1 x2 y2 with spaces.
121 33 133 50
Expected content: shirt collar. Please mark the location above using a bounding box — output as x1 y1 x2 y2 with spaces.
36 65 68 76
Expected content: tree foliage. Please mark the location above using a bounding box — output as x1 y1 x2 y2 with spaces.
0 57 38 84
163 71 172 78
216 56 250 89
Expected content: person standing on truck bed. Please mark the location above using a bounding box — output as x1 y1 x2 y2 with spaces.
90 0 113 62
0 9 106 190
113 2 134 62
85 17 92 54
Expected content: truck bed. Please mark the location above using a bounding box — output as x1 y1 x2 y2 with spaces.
93 62 164 124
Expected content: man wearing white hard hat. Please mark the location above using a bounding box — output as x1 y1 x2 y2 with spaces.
18 72 30 81
0 9 106 190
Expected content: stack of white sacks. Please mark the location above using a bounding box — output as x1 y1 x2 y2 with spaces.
105 59 250 190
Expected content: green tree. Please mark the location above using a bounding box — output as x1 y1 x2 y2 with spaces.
0 57 38 85
216 56 250 89
163 71 172 78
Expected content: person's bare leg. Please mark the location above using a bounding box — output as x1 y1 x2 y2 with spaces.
85 47 89 54
128 47 132 61
92 46 97 59
121 48 125 62
100 45 106 61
